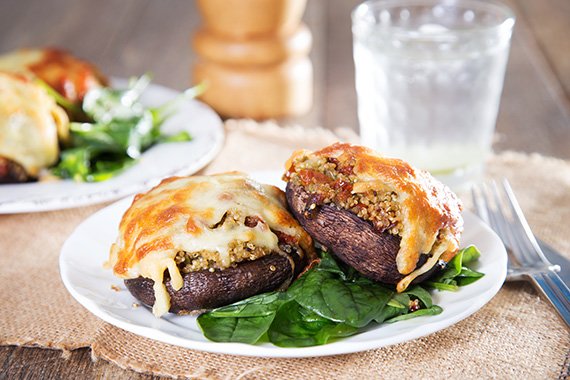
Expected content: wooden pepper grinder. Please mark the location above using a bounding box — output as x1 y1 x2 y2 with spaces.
193 0 313 119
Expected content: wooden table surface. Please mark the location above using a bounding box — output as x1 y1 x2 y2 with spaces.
1 0 569 378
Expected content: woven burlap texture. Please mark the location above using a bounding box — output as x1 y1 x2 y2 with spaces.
0 120 568 379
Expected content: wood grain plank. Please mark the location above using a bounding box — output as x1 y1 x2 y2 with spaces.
324 0 360 131
0 0 135 69
494 0 570 158
0 346 160 379
514 0 570 102
103 0 198 90
0 0 28 38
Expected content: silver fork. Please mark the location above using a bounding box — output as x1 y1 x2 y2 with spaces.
471 179 570 328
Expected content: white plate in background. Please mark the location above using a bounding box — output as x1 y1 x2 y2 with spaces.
0 79 224 213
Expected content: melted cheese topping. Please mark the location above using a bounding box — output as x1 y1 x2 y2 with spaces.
286 143 463 292
0 48 106 103
0 72 69 176
107 172 314 316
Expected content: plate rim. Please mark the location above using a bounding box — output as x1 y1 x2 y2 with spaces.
59 172 507 358
0 79 224 214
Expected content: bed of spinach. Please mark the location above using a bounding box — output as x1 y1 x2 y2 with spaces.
197 246 483 347
50 75 203 182
424 245 484 291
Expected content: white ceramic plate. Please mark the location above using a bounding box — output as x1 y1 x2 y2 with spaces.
0 79 224 214
60 171 507 358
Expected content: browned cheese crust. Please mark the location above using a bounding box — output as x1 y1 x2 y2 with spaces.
0 48 107 104
107 173 316 316
283 143 463 292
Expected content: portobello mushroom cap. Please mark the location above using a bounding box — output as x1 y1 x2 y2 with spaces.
107 173 316 317
286 182 438 284
125 250 305 314
283 144 463 291
0 156 31 183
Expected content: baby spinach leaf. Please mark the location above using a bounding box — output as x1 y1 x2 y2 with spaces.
459 245 481 265
386 305 443 323
88 158 135 182
207 292 284 318
424 281 459 292
291 270 340 320
268 302 358 347
446 246 482 276
405 286 433 308
282 271 307 300
197 313 276 344
51 147 93 182
70 122 122 152
315 251 346 278
458 267 485 279
197 293 287 344
425 246 484 290
374 293 410 323
293 269 393 328
158 131 193 143
456 275 483 286
320 278 392 327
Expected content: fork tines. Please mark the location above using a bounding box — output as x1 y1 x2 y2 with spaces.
471 179 570 328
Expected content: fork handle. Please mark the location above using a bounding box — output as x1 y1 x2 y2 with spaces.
531 271 570 328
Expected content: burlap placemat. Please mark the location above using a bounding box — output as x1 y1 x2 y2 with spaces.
1 120 569 379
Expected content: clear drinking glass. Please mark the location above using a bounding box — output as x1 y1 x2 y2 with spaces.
352 0 515 189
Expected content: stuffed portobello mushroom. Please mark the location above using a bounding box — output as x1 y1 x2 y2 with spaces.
107 172 316 317
283 143 463 292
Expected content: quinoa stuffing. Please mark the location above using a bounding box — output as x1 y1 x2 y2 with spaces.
286 155 402 235
174 241 269 273
174 209 291 273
